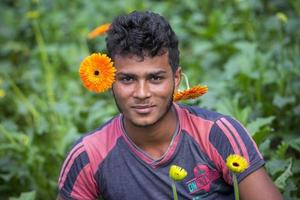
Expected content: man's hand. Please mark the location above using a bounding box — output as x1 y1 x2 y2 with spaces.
239 167 283 200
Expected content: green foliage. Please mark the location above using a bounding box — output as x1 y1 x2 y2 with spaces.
274 158 293 190
0 0 299 199
9 191 36 200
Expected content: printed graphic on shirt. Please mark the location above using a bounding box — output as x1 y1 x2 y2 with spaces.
186 164 220 194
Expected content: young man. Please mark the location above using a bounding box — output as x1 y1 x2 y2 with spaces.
58 11 283 200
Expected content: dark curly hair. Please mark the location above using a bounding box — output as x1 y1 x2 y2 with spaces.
106 11 179 73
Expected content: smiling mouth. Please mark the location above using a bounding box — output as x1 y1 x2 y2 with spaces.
131 105 155 114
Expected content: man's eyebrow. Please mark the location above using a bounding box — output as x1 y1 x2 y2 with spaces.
148 70 167 75
116 70 167 76
116 72 135 77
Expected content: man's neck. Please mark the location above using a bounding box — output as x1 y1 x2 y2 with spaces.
123 107 178 159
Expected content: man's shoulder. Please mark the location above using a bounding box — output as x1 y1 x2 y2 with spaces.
63 115 123 173
57 116 121 199
72 115 122 151
177 103 225 122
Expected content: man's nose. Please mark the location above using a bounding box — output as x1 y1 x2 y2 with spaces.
133 81 151 99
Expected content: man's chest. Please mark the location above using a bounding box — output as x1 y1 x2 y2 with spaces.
96 136 233 200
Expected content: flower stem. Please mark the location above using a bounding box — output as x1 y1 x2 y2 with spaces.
172 181 178 200
181 73 190 89
32 21 54 102
233 173 239 200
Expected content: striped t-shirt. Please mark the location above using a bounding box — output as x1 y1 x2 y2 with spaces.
58 103 264 200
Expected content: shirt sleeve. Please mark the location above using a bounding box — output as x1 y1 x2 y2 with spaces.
208 116 265 184
58 143 99 200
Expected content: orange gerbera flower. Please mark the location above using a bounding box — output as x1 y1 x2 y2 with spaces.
173 85 208 102
79 53 116 93
88 23 111 39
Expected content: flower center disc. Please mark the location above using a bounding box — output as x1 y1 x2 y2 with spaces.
233 162 239 167
94 70 100 76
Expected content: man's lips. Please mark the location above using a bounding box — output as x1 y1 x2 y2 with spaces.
131 105 155 114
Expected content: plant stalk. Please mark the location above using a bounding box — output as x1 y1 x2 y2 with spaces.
233 173 239 200
172 181 178 200
181 73 190 89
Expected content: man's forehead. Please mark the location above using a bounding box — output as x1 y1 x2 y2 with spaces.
114 53 170 69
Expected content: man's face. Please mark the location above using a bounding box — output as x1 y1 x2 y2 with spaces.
112 53 181 128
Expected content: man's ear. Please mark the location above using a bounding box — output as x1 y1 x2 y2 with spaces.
174 67 182 91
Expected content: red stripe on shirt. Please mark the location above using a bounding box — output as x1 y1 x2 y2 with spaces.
70 164 99 199
83 116 123 173
220 117 250 163
59 144 85 188
176 105 233 183
216 120 241 155
235 119 263 160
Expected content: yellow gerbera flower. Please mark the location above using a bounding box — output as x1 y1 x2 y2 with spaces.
276 12 288 23
169 165 188 181
173 85 208 102
88 23 111 39
26 10 39 19
79 53 116 93
0 89 5 98
226 154 249 173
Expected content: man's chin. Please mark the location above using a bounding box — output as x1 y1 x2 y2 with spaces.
130 119 156 128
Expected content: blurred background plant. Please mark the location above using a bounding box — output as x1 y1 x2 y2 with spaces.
0 0 299 199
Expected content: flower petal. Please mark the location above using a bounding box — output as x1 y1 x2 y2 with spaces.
169 165 188 181
79 53 116 93
88 23 111 39
173 85 208 101
226 154 249 173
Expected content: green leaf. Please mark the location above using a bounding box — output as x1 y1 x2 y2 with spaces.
265 159 289 176
9 191 36 200
282 179 299 200
287 137 300 153
223 42 257 80
276 142 289 159
274 159 293 190
258 139 271 155
246 116 275 136
215 94 250 124
273 94 296 109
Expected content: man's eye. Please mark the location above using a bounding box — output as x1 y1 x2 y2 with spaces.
121 77 134 83
150 76 163 81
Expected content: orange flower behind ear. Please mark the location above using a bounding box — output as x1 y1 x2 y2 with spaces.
173 85 208 102
88 23 111 39
79 53 116 93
